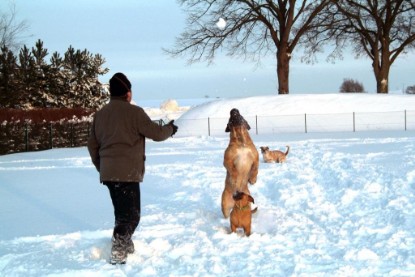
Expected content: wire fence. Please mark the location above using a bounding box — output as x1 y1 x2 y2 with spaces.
0 121 91 155
1 110 414 155
176 110 415 137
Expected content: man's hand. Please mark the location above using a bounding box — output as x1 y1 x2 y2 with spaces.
168 120 178 136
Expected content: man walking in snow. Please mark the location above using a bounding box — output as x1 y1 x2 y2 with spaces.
87 72 178 264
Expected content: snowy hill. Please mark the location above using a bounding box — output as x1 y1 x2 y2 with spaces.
177 94 415 119
175 94 415 136
1 94 415 276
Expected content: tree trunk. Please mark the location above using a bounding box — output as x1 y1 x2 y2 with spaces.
276 49 290 94
372 50 390 94
375 72 389 94
373 64 390 93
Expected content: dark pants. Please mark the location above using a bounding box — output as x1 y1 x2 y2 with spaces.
104 182 141 240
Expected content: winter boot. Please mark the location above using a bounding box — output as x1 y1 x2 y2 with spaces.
110 235 127 264
126 239 135 254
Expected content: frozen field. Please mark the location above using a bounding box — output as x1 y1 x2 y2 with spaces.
1 94 415 276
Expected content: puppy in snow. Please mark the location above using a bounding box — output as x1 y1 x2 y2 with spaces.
230 191 255 236
260 146 290 163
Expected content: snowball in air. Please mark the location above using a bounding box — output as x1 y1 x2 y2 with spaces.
216 18 226 30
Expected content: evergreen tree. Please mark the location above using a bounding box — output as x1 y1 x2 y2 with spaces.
63 46 109 109
49 51 65 107
63 46 83 107
0 46 18 108
17 45 35 108
0 40 109 109
30 39 50 107
82 53 109 109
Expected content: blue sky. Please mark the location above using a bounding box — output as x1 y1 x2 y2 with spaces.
3 0 415 102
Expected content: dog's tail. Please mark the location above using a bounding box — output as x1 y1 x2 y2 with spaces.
285 145 290 156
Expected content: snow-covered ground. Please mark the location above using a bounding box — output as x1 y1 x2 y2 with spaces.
1 94 415 276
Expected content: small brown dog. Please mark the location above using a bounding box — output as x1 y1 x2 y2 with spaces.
222 108 259 218
260 146 290 163
230 191 255 236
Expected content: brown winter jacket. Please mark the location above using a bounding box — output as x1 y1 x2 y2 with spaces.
87 97 173 183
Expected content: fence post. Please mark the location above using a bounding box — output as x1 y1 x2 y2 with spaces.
208 117 210 136
353 112 355 132
304 113 307 133
256 115 258 135
49 123 53 149
25 123 29 152
71 123 74 147
405 110 407 131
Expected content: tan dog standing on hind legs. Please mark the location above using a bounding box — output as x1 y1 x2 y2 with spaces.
260 146 290 163
222 108 259 218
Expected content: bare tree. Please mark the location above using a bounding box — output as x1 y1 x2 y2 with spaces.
329 0 415 93
0 1 29 53
339 78 365 92
166 0 332 94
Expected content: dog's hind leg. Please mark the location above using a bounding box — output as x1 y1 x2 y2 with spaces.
244 224 251 236
230 223 237 233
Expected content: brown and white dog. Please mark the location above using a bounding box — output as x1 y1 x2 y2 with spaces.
230 191 255 236
260 146 290 163
221 108 259 218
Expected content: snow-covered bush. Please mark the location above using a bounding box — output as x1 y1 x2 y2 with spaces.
0 108 94 155
406 85 415 94
160 99 180 112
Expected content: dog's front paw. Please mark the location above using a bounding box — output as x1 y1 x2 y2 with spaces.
248 177 257 184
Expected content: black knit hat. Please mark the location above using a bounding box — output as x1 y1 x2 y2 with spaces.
109 72 132 96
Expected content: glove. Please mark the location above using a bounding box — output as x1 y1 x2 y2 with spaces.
168 120 178 137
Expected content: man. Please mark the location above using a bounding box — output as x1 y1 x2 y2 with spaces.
87 72 178 264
